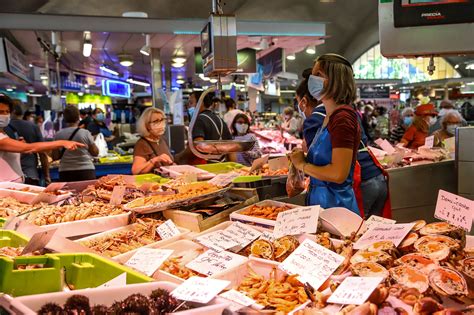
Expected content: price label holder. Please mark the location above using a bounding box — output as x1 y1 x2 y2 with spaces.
171 276 230 304
195 230 240 252
435 189 473 232
249 154 269 174
424 135 434 149
223 222 262 250
98 272 127 288
273 206 320 238
219 289 255 312
124 248 174 276
109 186 126 206
327 276 384 305
374 138 395 155
354 222 416 250
44 182 67 192
156 219 181 240
279 239 344 290
208 173 240 187
362 215 396 233
186 249 248 277
21 228 58 255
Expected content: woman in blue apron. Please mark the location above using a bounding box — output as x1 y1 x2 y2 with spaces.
289 54 361 215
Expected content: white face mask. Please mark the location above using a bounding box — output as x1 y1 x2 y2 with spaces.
149 121 166 136
438 109 448 117
0 115 10 128
446 124 460 136
429 116 437 126
297 99 306 120
235 123 249 135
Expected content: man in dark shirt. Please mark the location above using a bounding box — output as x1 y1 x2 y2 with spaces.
79 109 93 129
5 103 50 185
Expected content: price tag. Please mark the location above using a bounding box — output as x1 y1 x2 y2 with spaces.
249 154 269 173
435 190 473 232
208 173 240 187
21 229 57 255
195 230 241 252
259 231 277 243
171 276 230 304
156 219 181 240
44 182 67 192
223 222 262 249
268 156 289 171
220 289 255 311
124 248 174 276
362 215 396 233
109 185 126 206
424 135 434 149
273 206 320 238
3 216 22 230
98 273 127 288
279 239 344 290
354 223 416 250
186 249 248 277
374 138 395 155
327 276 384 305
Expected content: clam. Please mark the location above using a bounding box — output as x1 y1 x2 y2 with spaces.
428 267 468 297
415 235 461 252
411 219 426 232
364 241 399 258
396 253 437 275
389 266 430 293
419 222 465 247
414 240 451 261
350 262 389 279
399 232 419 254
350 250 393 268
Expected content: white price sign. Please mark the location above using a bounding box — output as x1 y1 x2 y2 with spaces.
273 206 320 238
156 219 181 240
327 276 384 305
354 223 416 250
424 135 434 149
208 173 240 187
362 215 396 233
374 138 395 155
220 289 255 312
224 222 262 249
279 239 344 290
186 249 248 277
125 248 174 276
259 231 277 243
98 273 127 288
435 190 473 232
195 230 240 252
44 182 66 192
171 276 230 304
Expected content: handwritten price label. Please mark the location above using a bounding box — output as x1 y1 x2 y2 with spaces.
171 277 230 304
186 249 248 277
224 222 262 249
279 239 344 290
327 276 384 305
273 206 320 238
44 182 67 192
156 219 181 240
125 248 174 276
435 190 473 232
21 228 57 255
424 135 434 149
362 215 396 233
220 289 255 311
195 230 240 252
374 138 395 155
259 231 277 243
354 222 416 250
98 273 127 288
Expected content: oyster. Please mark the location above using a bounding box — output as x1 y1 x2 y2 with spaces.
364 241 398 257
414 240 451 261
389 266 430 293
399 232 419 254
428 267 468 297
396 253 437 274
415 235 460 252
350 250 393 267
350 262 389 279
419 222 465 247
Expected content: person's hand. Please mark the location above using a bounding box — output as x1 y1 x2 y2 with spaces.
288 148 306 170
62 141 86 151
105 135 115 142
151 154 173 166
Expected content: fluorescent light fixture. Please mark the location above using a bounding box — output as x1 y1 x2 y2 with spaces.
176 78 185 85
173 56 186 63
27 93 43 97
140 34 151 56
82 31 92 57
172 62 184 68
286 52 296 60
78 92 84 96
6 88 13 92
99 65 119 76
467 82 474 85
61 95 66 99
280 90 296 94
209 78 218 84
126 78 150 87
84 84 89 89
118 54 134 67
193 87 204 91
305 46 316 54
466 62 474 70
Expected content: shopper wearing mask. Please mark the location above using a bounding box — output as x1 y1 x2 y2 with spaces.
132 108 173 175
53 106 99 182
231 113 262 166
429 100 454 134
433 110 463 147
223 98 244 132
87 108 115 149
281 107 299 137
389 107 414 144
0 95 84 183
288 54 362 215
400 103 437 149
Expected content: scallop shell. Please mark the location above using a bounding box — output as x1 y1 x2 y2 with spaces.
396 253 437 274
414 235 460 251
351 262 389 279
389 266 429 293
350 250 393 267
428 267 468 297
414 240 451 261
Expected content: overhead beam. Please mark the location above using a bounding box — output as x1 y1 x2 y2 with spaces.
0 13 325 37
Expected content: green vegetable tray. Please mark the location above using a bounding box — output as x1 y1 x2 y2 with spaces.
134 174 169 185
196 162 245 174
0 253 152 297
0 230 29 248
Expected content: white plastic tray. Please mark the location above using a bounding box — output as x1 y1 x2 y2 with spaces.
3 281 229 315
76 223 190 262
229 200 299 229
160 165 216 180
0 182 71 205
319 207 363 237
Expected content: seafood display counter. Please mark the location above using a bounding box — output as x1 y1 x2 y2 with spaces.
48 162 133 181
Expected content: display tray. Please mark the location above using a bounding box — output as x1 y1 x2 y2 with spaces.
160 165 216 180
3 281 229 315
319 207 364 238
76 223 190 262
0 182 71 205
195 162 245 174
0 253 151 297
229 200 299 229
0 230 29 248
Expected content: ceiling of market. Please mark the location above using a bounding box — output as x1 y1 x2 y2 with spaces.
0 0 472 92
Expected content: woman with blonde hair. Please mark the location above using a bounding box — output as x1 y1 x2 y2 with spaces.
132 107 173 175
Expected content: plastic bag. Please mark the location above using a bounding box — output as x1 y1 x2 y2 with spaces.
94 133 109 157
286 162 305 198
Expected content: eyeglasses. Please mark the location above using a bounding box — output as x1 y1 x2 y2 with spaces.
149 117 165 125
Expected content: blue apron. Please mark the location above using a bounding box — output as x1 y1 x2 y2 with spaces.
306 125 360 215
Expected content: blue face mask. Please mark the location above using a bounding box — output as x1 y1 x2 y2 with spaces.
188 107 196 118
96 113 105 121
403 116 413 126
308 75 325 101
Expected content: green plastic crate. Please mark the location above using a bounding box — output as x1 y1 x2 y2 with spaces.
134 174 169 184
232 175 263 183
0 253 152 297
196 162 245 174
0 218 6 228
0 230 29 248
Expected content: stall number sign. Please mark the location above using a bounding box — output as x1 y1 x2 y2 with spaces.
171 276 230 304
156 220 181 240
279 239 344 290
186 249 247 276
327 276 384 305
354 222 415 250
435 190 473 232
125 248 174 276
273 206 320 238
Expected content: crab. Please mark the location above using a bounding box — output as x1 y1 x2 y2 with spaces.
399 232 419 254
414 240 451 262
273 236 299 262
419 222 465 248
350 250 394 268
250 239 274 260
428 267 469 298
396 253 438 275
350 262 389 279
364 240 399 258
389 266 430 293
411 220 426 232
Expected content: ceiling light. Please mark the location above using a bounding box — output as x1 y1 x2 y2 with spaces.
84 84 89 89
454 64 460 69
6 88 13 92
126 78 150 87
305 46 316 54
286 52 296 60
140 34 151 56
40 72 48 80
61 95 66 99
100 64 119 76
118 54 134 67
466 62 474 70
27 93 43 97
82 31 92 57
172 62 184 68
29 63 33 68
173 56 186 64
78 92 84 96
176 78 185 85
209 78 218 84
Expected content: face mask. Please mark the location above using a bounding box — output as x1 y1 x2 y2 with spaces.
188 107 196 118
150 122 166 136
297 99 306 120
438 109 448 117
403 116 413 126
446 124 459 136
308 75 325 100
0 115 10 128
96 113 105 121
235 123 249 135
429 116 437 126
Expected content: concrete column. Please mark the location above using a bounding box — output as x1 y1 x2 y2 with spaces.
150 47 164 110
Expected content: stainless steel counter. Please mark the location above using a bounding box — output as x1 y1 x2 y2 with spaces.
387 160 456 223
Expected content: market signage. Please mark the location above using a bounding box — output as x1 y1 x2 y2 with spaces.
435 190 473 232
102 79 131 98
0 38 31 83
